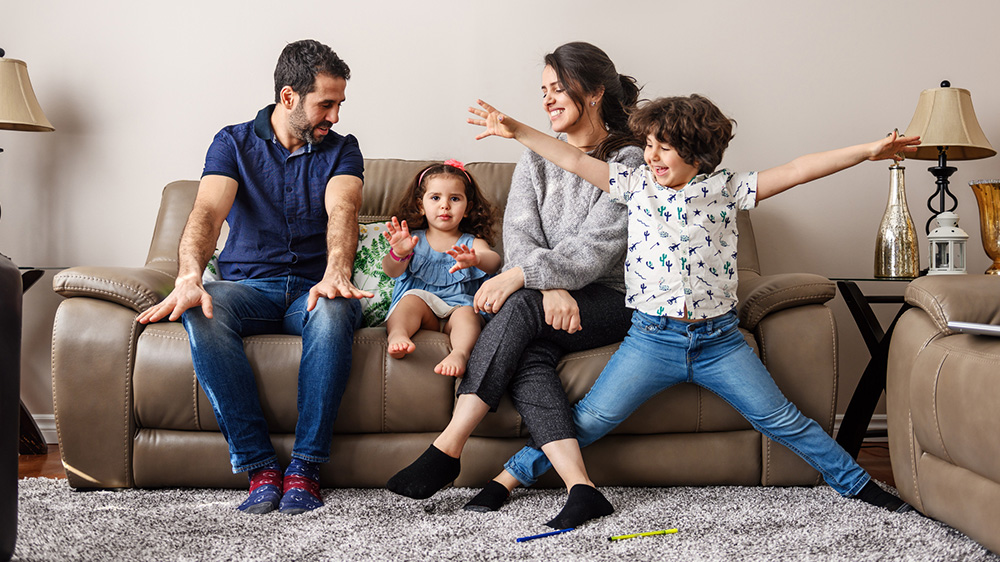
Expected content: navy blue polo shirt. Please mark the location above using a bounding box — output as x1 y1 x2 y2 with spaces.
202 105 364 282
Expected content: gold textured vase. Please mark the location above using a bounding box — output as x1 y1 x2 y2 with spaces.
969 180 1000 275
875 164 920 278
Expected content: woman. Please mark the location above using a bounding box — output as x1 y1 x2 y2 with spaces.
387 42 643 530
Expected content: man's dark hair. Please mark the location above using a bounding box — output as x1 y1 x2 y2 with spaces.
273 39 351 102
628 95 735 174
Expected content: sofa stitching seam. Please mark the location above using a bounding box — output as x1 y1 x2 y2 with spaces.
125 315 138 487
929 353 953 464
745 285 832 326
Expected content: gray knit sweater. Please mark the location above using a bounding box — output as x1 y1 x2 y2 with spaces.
502 141 644 294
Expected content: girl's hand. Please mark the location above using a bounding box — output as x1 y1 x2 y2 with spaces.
541 289 582 334
446 244 480 274
383 216 418 258
869 130 921 162
468 99 519 141
473 267 525 314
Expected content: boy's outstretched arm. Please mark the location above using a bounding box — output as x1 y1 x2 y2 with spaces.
468 99 612 192
756 131 921 202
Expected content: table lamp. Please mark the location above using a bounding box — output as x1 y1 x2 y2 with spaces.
0 48 54 461
902 81 995 234
1 48 55 223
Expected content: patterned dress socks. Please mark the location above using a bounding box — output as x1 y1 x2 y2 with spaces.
854 480 912 513
278 458 324 515
237 461 283 514
462 480 511 512
544 484 614 529
386 445 461 500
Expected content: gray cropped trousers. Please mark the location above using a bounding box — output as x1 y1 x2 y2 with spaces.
456 283 632 448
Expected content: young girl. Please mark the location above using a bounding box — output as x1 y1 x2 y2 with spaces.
382 160 501 378
464 95 921 522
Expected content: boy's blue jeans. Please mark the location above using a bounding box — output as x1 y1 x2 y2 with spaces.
504 310 870 497
181 276 362 474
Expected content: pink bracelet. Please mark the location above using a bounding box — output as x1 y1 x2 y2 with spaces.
388 248 412 262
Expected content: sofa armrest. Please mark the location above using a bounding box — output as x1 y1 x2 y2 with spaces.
736 273 835 331
904 275 1000 332
53 266 175 313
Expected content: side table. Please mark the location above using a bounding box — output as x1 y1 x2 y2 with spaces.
16 268 48 455
831 277 914 459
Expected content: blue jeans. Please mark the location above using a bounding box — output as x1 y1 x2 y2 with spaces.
504 310 870 496
181 276 361 473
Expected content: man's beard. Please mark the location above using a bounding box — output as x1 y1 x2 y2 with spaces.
288 102 331 145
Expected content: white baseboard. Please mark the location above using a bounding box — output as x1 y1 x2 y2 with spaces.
834 414 888 443
34 414 888 447
31 414 58 445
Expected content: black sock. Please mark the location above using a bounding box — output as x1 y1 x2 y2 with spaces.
545 484 614 529
463 480 510 512
854 480 912 513
386 445 460 500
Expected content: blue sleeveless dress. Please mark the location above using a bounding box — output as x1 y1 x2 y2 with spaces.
385 230 489 320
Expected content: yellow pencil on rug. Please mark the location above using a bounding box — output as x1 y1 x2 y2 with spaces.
608 528 678 541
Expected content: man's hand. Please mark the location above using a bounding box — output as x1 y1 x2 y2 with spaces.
137 274 213 324
307 272 375 311
541 289 582 334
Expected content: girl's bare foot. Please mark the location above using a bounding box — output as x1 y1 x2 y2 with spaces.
434 350 469 377
387 334 416 359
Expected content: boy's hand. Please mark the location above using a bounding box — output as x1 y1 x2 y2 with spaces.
869 130 921 162
446 244 479 273
468 99 519 140
383 216 418 258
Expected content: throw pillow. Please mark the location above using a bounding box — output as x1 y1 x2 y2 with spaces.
353 222 396 327
202 250 221 283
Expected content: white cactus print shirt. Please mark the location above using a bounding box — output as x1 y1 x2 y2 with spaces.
607 162 758 319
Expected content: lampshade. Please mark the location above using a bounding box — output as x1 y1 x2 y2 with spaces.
902 83 994 161
0 56 54 132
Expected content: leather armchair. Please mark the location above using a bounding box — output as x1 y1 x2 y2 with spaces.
887 275 1000 554
51 159 840 492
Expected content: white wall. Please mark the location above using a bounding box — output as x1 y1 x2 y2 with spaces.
3 0 998 424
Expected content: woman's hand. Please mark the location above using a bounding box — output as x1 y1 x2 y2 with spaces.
541 289 582 334
447 244 480 274
384 216 418 257
473 267 525 314
468 99 520 141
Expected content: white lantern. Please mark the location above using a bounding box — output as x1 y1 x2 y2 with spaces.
927 212 968 274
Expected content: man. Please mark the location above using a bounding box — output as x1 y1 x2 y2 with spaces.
138 39 370 515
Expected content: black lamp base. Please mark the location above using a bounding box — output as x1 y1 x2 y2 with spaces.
925 149 958 234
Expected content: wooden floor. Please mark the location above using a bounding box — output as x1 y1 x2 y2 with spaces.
19 442 896 487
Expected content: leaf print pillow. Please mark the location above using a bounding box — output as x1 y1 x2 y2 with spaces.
352 222 396 327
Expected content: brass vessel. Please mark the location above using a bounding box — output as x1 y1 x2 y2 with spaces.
969 180 1000 275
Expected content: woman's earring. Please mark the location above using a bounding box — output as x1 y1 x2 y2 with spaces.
590 101 596 106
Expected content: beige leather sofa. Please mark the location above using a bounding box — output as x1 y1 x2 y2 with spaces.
887 275 1000 554
51 158 840 491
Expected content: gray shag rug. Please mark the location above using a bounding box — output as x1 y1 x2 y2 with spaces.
13 477 999 561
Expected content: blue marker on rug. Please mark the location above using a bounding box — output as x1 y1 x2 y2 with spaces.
516 528 575 543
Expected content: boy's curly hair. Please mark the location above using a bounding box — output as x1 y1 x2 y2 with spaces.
393 163 498 246
628 95 735 174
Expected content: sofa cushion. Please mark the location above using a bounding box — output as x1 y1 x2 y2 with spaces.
910 335 1000 485
132 324 459 435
